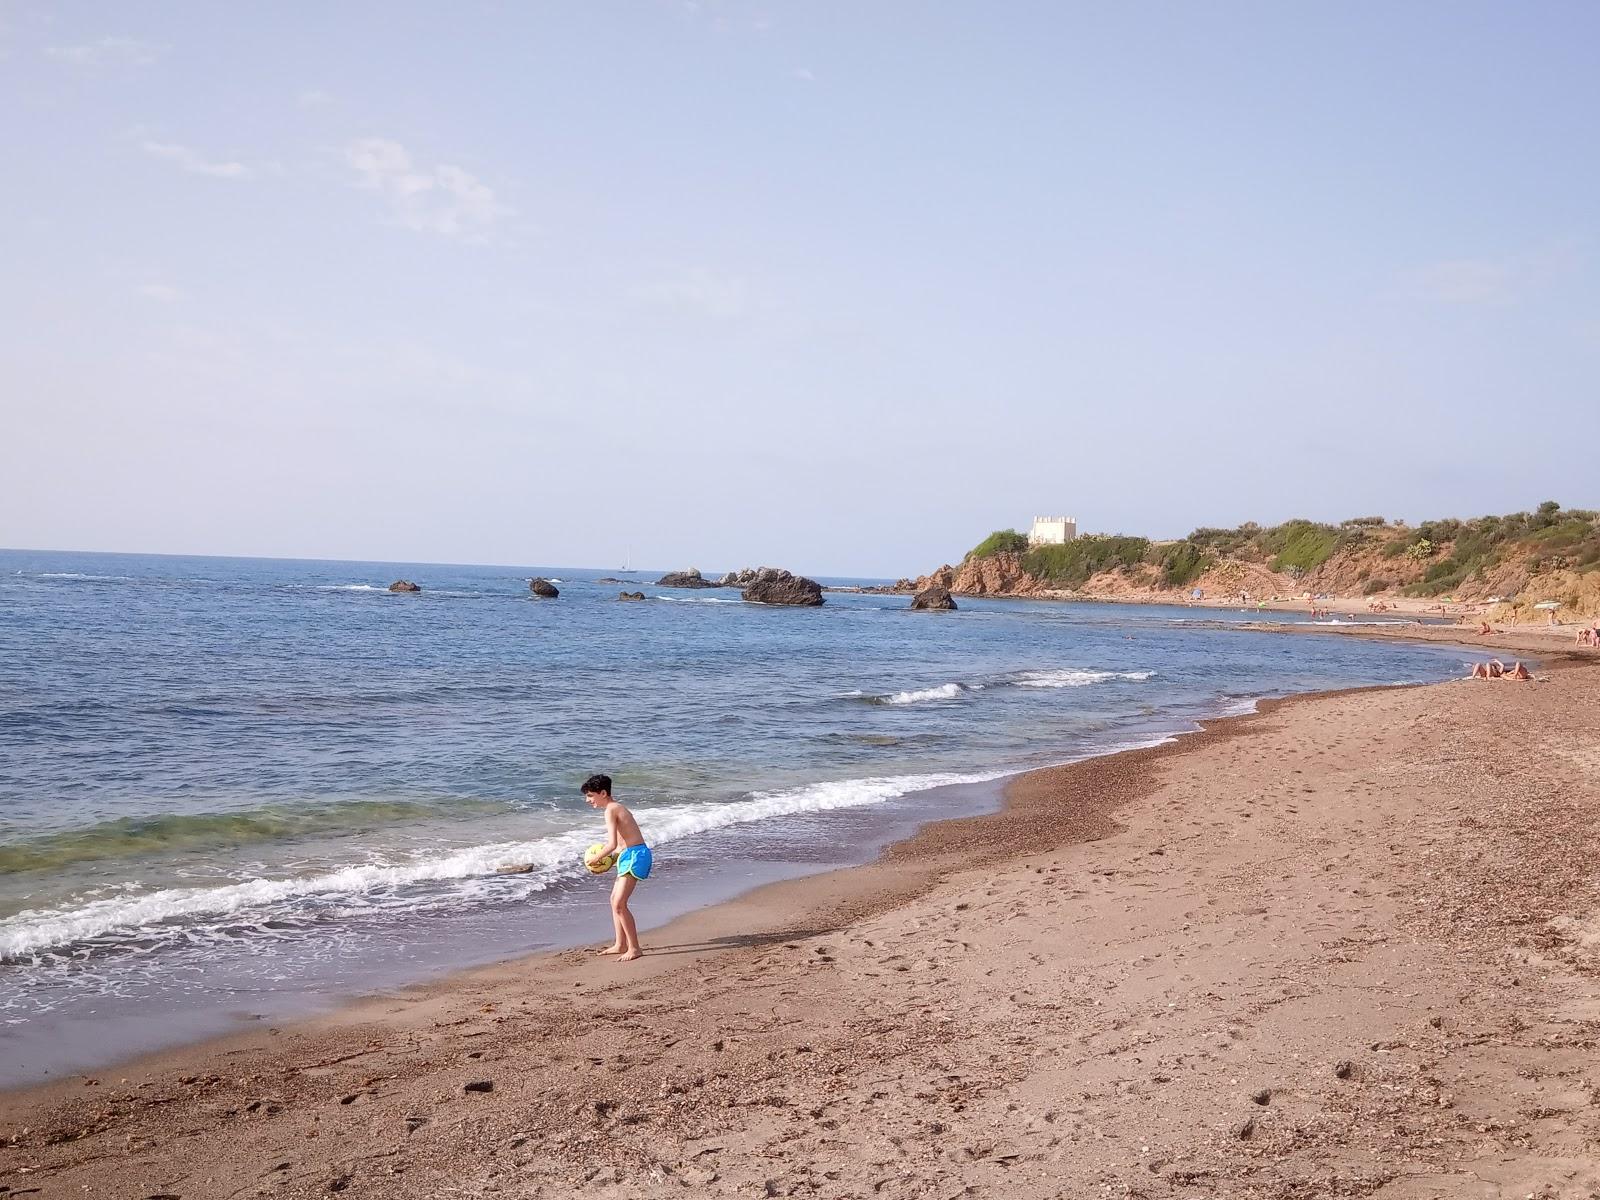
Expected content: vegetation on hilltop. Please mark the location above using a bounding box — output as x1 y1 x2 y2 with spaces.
959 503 1600 606
964 530 1200 589
967 529 1030 559
1023 536 1151 588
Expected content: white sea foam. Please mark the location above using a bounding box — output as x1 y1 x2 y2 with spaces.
883 683 966 705
37 572 131 582
314 584 388 592
865 667 1153 705
1015 669 1155 688
656 595 742 604
0 770 999 960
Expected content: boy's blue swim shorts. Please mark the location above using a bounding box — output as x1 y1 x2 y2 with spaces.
616 844 652 880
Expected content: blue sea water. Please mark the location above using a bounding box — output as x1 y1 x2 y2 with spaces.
0 549 1472 1082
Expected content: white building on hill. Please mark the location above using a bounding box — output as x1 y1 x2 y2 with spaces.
1029 515 1077 546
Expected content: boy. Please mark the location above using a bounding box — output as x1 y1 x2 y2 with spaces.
581 774 651 961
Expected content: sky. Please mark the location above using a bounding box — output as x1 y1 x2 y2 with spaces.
3 2 1598 577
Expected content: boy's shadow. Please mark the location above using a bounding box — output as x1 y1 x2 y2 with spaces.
641 928 833 957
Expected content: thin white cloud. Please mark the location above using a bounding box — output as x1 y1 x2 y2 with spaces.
344 138 511 238
142 141 252 179
46 36 163 67
137 283 184 302
1407 243 1584 305
630 267 749 318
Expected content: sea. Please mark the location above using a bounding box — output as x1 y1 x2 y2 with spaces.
0 549 1473 1085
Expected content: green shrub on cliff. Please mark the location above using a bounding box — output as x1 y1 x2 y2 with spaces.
1151 541 1212 588
967 529 1029 559
1023 536 1151 587
1265 520 1343 574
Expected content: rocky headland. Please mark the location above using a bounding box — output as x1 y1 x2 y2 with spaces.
909 503 1600 627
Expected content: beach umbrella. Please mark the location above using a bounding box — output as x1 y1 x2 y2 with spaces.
1534 601 1561 610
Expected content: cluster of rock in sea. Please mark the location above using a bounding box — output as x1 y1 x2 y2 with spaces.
655 567 824 606
382 570 955 610
653 567 954 611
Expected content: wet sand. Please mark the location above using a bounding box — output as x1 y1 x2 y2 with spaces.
3 663 1598 1198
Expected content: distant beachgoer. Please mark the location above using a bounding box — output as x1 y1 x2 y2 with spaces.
1503 661 1532 681
1478 622 1494 635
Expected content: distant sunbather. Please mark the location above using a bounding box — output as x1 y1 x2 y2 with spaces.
1503 661 1532 681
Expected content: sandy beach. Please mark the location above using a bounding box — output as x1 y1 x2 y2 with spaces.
4 655 1598 1198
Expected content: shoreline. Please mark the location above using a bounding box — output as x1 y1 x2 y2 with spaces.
0 622 1478 1092
5 661 1597 1196
0 696 1283 1102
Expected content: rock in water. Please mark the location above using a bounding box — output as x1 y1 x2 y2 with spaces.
656 568 718 589
618 591 647 601
529 578 559 598
388 580 421 593
742 569 824 607
910 586 957 611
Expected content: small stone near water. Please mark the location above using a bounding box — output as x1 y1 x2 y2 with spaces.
1250 1088 1272 1106
529 579 559 598
1231 1116 1256 1140
387 580 420 593
495 863 533 875
463 1080 494 1093
1334 1060 1356 1079
909 585 957 611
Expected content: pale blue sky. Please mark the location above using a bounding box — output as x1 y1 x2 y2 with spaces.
4 2 1597 576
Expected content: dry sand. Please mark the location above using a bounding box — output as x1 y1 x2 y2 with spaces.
3 663 1598 1199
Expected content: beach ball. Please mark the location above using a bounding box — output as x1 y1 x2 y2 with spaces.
583 843 616 874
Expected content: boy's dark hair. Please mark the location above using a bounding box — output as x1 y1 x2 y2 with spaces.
580 773 613 797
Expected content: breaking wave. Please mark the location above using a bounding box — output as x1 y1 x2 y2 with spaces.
0 770 1000 961
853 668 1156 705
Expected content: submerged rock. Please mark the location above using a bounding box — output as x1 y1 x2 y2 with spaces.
529 578 559 598
910 586 957 611
618 591 647 601
656 568 718 589
742 568 824 607
388 580 421 593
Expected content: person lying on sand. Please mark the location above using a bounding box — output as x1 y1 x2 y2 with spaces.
581 773 651 962
1469 659 1507 680
1503 661 1532 681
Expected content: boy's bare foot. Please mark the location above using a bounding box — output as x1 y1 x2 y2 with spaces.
618 948 643 962
596 945 624 955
